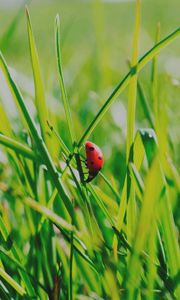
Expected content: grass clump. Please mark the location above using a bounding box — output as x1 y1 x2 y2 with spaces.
0 1 179 299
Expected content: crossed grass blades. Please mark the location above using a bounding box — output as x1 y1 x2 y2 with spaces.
0 1 180 300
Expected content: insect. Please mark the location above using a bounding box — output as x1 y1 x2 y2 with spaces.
84 141 104 182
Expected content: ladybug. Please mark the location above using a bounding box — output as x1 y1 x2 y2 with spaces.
85 141 104 182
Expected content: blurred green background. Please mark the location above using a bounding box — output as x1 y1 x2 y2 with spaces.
0 0 179 186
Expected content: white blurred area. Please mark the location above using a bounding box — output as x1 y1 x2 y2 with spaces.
0 0 135 9
0 0 24 8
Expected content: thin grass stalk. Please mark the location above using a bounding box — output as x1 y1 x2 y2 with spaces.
78 27 180 146
55 15 76 146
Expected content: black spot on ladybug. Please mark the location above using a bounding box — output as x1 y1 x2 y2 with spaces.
91 161 94 165
89 147 94 151
98 156 102 160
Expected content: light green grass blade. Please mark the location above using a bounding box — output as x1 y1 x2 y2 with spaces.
126 157 163 300
78 27 180 146
126 0 141 245
0 133 36 160
129 163 144 200
160 188 180 298
126 0 141 161
24 197 74 232
0 51 74 219
55 15 76 146
0 267 26 296
26 8 52 152
113 128 158 256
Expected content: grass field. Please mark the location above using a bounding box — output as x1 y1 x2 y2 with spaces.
0 0 179 299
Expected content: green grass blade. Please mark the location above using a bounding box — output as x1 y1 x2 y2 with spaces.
160 191 180 298
78 27 180 146
0 216 35 296
0 267 26 296
26 7 52 151
0 51 74 219
126 0 141 245
125 157 163 299
24 197 74 232
0 133 36 160
126 0 141 161
137 81 154 128
55 14 76 146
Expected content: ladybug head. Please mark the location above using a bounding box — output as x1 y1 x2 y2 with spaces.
85 141 94 150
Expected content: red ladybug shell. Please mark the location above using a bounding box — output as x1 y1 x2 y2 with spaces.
85 141 104 182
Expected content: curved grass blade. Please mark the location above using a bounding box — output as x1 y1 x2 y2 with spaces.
0 134 36 160
55 14 76 146
0 51 74 218
78 27 180 146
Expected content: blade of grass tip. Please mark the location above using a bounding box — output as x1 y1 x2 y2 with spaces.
55 14 76 146
0 52 74 219
126 0 141 246
0 267 26 296
26 7 52 153
77 27 180 147
0 134 36 160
